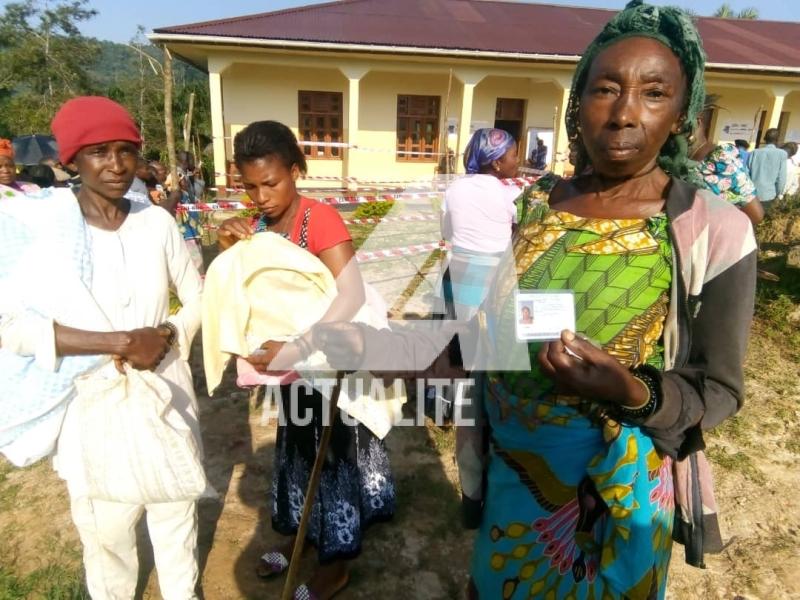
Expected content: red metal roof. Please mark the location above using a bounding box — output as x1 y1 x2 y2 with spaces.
152 0 800 70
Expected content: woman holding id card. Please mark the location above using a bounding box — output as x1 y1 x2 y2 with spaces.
312 1 756 598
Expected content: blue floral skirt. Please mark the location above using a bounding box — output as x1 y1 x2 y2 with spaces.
271 384 395 563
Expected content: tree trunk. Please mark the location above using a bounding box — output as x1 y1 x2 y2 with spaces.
138 41 146 152
163 46 178 187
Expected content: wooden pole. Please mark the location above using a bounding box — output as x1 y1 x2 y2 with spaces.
183 92 195 152
163 46 178 188
750 105 763 147
442 69 453 176
551 104 559 172
280 375 344 600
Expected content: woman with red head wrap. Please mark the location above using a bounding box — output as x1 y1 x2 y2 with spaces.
0 139 47 194
0 96 203 599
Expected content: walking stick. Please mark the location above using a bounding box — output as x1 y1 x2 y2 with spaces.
280 373 344 600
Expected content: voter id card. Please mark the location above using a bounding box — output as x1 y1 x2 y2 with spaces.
514 290 576 342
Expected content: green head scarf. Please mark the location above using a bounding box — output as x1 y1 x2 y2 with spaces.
566 0 706 180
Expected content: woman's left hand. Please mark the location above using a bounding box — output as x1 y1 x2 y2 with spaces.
537 330 648 407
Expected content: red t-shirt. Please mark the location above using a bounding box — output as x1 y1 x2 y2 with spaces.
288 196 352 257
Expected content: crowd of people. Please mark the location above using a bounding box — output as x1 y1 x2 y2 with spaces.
0 0 788 599
0 136 205 206
714 130 800 211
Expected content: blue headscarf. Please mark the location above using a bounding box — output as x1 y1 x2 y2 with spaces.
463 128 516 175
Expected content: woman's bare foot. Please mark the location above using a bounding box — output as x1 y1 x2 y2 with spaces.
304 560 349 599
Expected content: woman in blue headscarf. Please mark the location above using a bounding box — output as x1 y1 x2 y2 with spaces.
440 128 520 319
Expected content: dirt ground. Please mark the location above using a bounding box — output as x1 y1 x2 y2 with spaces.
1 317 799 600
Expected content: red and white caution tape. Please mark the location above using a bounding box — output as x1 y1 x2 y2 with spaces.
214 173 451 186
176 201 249 212
214 172 540 187
174 193 443 212
318 192 443 206
191 175 541 210
356 241 447 263
342 213 438 225
501 176 541 187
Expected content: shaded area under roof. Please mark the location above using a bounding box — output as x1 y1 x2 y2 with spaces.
152 0 800 70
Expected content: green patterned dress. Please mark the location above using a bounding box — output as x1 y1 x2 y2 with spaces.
471 177 675 599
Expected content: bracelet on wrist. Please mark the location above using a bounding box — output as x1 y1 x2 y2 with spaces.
617 368 660 420
158 321 178 347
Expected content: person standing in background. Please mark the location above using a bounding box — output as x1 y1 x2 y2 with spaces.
747 128 787 205
734 139 750 165
0 139 40 193
781 142 799 198
441 128 520 319
528 137 548 170
128 156 151 197
689 95 763 225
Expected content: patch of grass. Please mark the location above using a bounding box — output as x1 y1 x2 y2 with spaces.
754 201 800 359
0 461 21 512
785 435 800 456
352 200 394 220
762 192 800 217
754 290 800 360
709 414 751 447
426 423 456 455
706 446 766 485
0 565 88 600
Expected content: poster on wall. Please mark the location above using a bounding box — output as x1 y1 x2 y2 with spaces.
525 128 554 170
720 122 755 140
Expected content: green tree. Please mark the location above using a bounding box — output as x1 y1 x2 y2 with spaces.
713 3 759 18
105 33 211 162
0 0 99 135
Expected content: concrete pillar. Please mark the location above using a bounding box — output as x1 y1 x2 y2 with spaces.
553 77 572 176
208 58 232 191
453 70 486 174
764 86 790 141
340 66 370 185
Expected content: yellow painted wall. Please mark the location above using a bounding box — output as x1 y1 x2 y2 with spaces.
706 85 772 146
782 91 800 143
352 71 452 182
223 63 347 187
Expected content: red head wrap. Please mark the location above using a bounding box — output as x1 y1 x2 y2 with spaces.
0 138 14 159
51 96 141 164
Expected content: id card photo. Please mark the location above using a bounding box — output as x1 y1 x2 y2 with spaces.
514 290 576 342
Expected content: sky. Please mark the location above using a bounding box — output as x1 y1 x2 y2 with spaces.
1 0 797 43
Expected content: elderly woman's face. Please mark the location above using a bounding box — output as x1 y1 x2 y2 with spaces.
0 156 16 186
74 141 138 200
579 36 686 177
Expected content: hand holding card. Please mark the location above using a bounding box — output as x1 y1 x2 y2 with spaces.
537 330 649 407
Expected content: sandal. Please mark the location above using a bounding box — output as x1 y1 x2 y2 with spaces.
256 550 289 579
293 575 349 600
293 584 318 600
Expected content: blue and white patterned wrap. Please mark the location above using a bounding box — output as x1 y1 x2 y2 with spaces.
0 186 107 465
